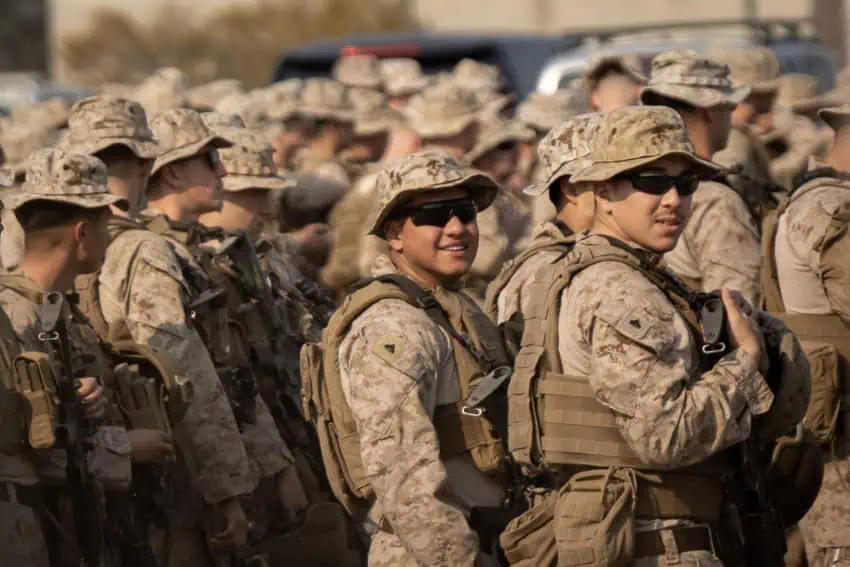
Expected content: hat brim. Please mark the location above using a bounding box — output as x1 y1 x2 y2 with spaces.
385 78 430 98
366 172 499 236
293 107 354 123
468 126 534 163
71 137 162 160
222 174 296 192
5 191 128 211
640 83 751 108
818 107 850 131
791 89 850 114
570 150 722 183
151 135 232 176
748 79 780 94
410 113 478 139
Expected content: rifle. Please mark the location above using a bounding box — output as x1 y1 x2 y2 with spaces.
39 292 111 567
220 232 303 418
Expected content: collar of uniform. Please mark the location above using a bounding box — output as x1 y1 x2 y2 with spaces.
370 253 464 292
579 233 665 266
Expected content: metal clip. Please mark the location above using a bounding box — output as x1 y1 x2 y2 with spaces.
702 343 726 355
37 331 59 342
461 406 484 417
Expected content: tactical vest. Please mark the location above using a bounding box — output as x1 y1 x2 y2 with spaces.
483 225 575 320
508 238 732 522
0 282 28 452
761 171 850 445
301 274 512 520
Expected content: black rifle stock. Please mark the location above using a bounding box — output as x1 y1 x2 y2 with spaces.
39 292 110 567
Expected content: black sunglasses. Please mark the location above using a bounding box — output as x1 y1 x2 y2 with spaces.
616 170 700 196
201 151 221 171
392 197 478 228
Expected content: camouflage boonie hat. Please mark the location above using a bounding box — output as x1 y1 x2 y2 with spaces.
524 112 604 197
777 73 819 109
0 125 59 177
349 88 403 136
467 118 534 163
150 108 233 176
403 84 481 138
134 67 190 116
475 90 515 119
517 90 586 132
452 59 502 91
332 55 383 90
570 105 722 183
818 105 850 131
11 98 71 131
380 58 430 97
188 79 245 112
64 95 160 159
366 150 499 236
705 47 779 93
584 54 647 92
640 49 750 108
217 139 295 193
791 68 850 112
5 148 127 211
293 78 354 123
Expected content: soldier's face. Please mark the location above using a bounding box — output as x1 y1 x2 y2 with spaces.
387 188 479 286
590 73 642 113
594 157 694 253
707 105 734 155
474 144 517 185
179 150 225 215
77 208 112 273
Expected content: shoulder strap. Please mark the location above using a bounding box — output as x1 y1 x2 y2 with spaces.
74 273 111 341
353 274 495 369
0 274 44 303
794 167 850 193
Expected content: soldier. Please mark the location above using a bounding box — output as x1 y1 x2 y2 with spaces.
0 148 136 566
133 67 190 117
379 58 430 110
709 47 782 212
302 150 512 566
500 106 807 567
464 118 536 302
452 58 503 92
404 83 481 157
484 113 601 340
61 95 161 217
584 53 646 112
288 78 356 186
763 104 850 567
344 87 405 166
332 54 384 90
93 108 258 565
639 49 762 305
187 79 245 112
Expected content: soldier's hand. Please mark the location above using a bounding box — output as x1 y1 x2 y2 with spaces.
77 377 106 419
127 429 174 464
276 464 309 525
208 497 249 551
292 223 331 264
721 289 762 357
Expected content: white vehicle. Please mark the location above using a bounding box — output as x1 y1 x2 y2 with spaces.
536 19 836 95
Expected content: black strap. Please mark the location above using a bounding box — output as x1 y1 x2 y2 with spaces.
352 274 495 369
793 167 850 193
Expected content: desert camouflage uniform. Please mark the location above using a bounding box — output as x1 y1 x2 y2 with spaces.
487 112 602 326
558 107 778 567
97 110 257 566
332 54 383 90
637 50 762 304
339 152 506 567
0 149 134 566
772 107 850 566
380 58 430 101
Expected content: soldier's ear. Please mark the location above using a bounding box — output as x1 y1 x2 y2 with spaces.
385 219 404 252
594 181 617 215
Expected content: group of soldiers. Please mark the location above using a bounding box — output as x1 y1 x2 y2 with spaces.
0 40 848 567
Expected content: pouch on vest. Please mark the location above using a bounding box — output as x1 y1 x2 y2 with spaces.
300 341 371 517
13 351 58 449
554 466 638 567
109 341 194 426
500 491 558 567
800 341 842 444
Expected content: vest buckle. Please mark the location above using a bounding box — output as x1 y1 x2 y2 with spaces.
416 294 439 310
461 405 485 417
701 343 727 355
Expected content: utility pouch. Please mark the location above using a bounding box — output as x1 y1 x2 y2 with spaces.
13 351 58 449
554 466 639 567
799 341 842 444
500 491 558 566
114 363 171 433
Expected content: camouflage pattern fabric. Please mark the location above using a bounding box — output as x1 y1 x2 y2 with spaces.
62 95 161 159
640 49 750 108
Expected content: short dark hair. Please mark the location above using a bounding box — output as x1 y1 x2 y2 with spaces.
14 199 108 233
94 143 141 165
549 182 567 211
642 92 698 115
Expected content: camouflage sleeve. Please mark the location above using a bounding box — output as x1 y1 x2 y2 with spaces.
817 207 850 323
341 299 479 565
239 395 294 478
572 263 775 468
0 289 43 352
124 240 257 503
687 184 761 305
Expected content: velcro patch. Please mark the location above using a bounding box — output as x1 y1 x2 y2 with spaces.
372 334 405 366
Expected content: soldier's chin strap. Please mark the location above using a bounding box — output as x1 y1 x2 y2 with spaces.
351 274 512 414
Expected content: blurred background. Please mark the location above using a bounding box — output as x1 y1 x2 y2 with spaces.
0 0 845 106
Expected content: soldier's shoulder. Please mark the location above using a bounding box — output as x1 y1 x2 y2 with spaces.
104 228 181 281
0 287 38 334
